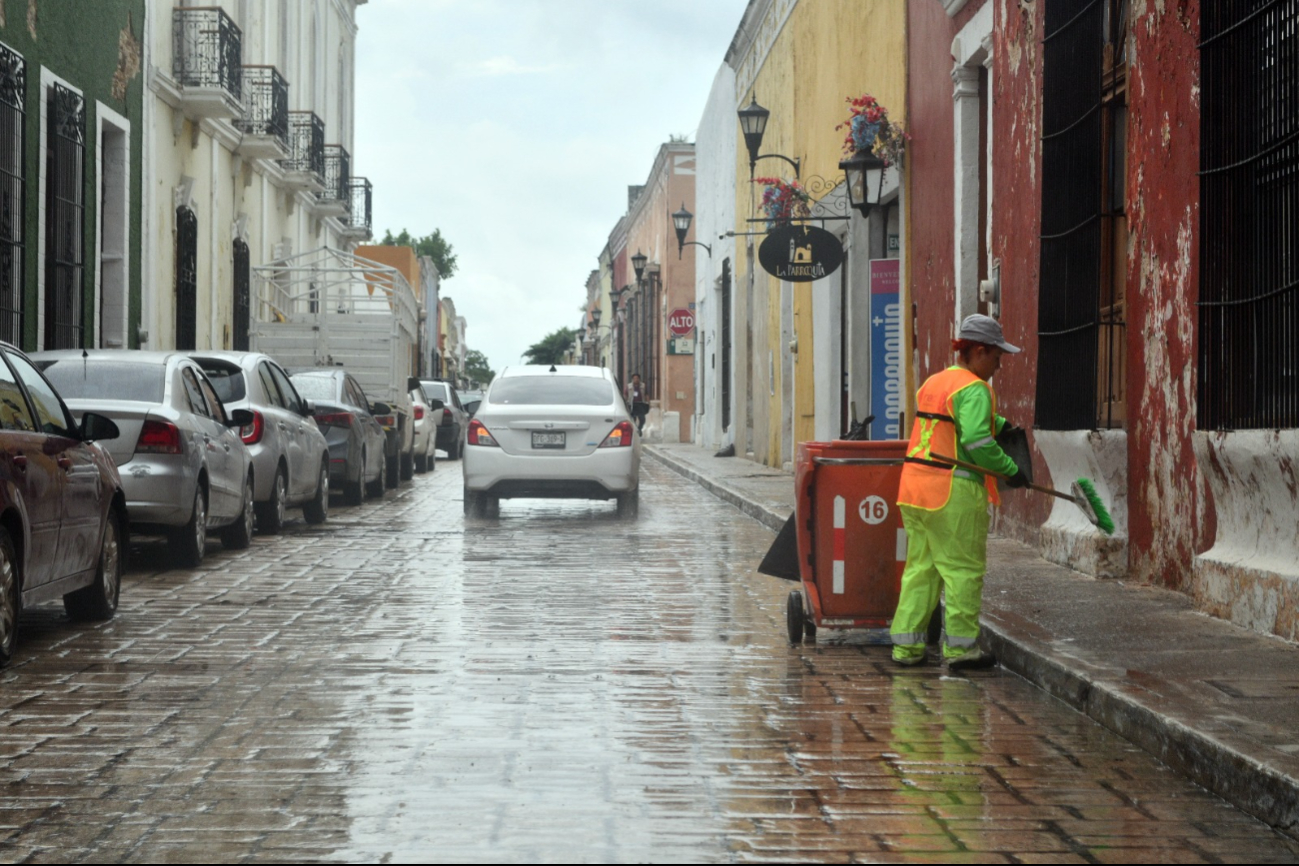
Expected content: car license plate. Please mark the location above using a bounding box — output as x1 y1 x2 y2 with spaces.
532 431 565 449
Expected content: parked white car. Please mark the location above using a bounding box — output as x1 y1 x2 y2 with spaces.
409 387 440 474
462 365 640 517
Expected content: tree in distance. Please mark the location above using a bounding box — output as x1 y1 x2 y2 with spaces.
523 328 577 366
464 349 495 386
379 228 458 280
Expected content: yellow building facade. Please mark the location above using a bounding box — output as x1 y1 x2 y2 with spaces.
730 0 907 467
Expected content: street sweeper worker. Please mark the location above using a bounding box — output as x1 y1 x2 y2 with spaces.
889 313 1030 670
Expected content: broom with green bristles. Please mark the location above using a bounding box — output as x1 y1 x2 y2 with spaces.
930 453 1116 536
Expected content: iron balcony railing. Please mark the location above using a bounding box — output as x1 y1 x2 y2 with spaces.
284 110 324 181
172 6 242 100
320 144 350 209
236 65 288 145
348 177 373 234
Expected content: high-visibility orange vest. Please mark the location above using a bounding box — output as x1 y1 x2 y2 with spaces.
897 367 1000 510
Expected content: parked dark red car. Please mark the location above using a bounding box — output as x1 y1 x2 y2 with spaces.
0 342 129 666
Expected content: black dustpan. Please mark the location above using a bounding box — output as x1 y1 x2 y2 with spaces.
758 514 802 582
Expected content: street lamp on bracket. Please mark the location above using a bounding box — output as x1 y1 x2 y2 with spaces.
631 249 648 284
838 149 888 216
672 204 712 260
737 95 801 179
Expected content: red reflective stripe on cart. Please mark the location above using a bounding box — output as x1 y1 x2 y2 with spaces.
833 496 846 594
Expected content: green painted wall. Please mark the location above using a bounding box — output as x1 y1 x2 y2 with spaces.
0 0 145 351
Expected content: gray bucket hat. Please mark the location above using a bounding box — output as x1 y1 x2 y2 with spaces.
958 314 1021 353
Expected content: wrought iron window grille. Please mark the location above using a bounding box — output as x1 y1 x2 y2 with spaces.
236 65 288 144
0 43 23 345
176 207 198 351
172 6 243 100
233 239 250 352
283 111 324 180
45 83 85 350
320 144 350 208
347 177 372 233
1198 0 1299 430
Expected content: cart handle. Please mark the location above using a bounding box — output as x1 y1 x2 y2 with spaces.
812 457 906 466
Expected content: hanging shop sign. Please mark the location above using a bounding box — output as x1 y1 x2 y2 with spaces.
868 258 903 441
758 224 844 282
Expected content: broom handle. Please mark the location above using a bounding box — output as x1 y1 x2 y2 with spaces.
928 452 1076 502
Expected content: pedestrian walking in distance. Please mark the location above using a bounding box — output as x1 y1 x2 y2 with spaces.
890 314 1030 669
627 373 649 434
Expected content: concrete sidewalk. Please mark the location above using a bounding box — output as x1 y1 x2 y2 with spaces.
647 441 1299 839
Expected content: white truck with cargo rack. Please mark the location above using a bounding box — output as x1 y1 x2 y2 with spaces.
250 247 422 486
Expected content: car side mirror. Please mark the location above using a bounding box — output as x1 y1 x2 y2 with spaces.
407 376 422 392
464 400 480 417
427 398 445 412
80 412 120 442
227 408 255 428
371 401 391 416
301 399 316 417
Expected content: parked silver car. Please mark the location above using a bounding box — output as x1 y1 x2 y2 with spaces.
290 369 390 504
35 351 256 567
188 352 330 533
409 387 440 474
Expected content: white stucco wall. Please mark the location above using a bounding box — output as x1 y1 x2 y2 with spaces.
693 63 738 453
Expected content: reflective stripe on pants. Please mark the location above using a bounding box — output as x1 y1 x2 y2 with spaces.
890 479 990 660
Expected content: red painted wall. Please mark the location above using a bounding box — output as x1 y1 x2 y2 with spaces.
1125 1 1210 588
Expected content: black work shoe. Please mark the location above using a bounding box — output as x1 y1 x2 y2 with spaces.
892 652 927 667
945 649 996 670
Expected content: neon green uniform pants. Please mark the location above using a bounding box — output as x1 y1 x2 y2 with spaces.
890 478 990 661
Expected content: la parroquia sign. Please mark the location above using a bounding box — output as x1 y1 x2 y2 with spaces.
758 223 844 282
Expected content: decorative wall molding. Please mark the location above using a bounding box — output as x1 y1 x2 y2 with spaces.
732 0 797 104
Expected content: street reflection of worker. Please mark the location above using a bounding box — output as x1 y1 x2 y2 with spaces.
889 314 1029 670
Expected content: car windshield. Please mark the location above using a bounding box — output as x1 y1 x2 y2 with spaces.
199 364 247 403
291 376 337 400
38 360 165 402
421 382 448 402
488 377 614 406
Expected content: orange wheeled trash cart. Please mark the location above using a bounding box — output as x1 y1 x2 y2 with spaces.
786 439 915 644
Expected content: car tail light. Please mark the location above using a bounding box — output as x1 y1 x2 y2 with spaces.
599 421 635 448
414 404 425 421
440 408 454 426
467 419 497 447
315 412 353 429
375 415 395 428
240 410 265 445
136 419 182 454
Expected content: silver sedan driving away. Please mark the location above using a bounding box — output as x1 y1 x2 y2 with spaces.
462 365 640 517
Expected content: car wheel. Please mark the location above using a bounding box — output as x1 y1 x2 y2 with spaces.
616 489 639 519
257 467 288 534
367 453 387 499
415 452 427 474
304 461 329 525
400 448 414 481
221 473 256 550
170 484 207 568
344 451 365 505
0 527 19 666
386 452 400 489
65 509 123 621
463 487 485 517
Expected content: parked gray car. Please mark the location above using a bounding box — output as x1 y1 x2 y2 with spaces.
35 351 256 567
290 369 390 504
188 352 330 533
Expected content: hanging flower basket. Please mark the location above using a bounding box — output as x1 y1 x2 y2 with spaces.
753 176 811 228
836 93 909 166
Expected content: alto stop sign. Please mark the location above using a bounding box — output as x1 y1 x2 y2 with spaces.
668 308 695 337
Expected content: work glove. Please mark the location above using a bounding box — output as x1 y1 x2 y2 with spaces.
1006 468 1031 489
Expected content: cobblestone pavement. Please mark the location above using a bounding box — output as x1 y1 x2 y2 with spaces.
0 461 1296 863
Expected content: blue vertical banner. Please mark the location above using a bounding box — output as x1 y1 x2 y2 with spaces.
869 259 903 440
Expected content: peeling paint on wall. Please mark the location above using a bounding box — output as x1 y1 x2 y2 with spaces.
27 0 36 40
112 16 142 102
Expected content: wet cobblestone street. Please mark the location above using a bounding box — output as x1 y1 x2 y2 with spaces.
0 460 1296 863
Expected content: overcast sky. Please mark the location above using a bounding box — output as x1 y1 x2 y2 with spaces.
354 0 750 374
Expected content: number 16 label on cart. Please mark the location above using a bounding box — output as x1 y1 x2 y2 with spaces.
859 496 889 525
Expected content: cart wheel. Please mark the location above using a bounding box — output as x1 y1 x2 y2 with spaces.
927 602 944 646
803 615 817 642
786 591 805 645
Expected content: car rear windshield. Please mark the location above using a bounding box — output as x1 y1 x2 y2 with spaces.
38 360 165 403
290 376 336 400
488 377 614 406
421 382 448 402
198 363 247 403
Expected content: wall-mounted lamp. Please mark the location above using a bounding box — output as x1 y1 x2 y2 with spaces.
737 96 801 179
838 149 887 216
631 249 647 283
672 204 712 259
591 307 602 327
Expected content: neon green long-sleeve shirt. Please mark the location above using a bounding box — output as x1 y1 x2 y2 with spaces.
947 367 1019 478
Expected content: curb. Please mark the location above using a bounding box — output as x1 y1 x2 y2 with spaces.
647 443 1299 839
